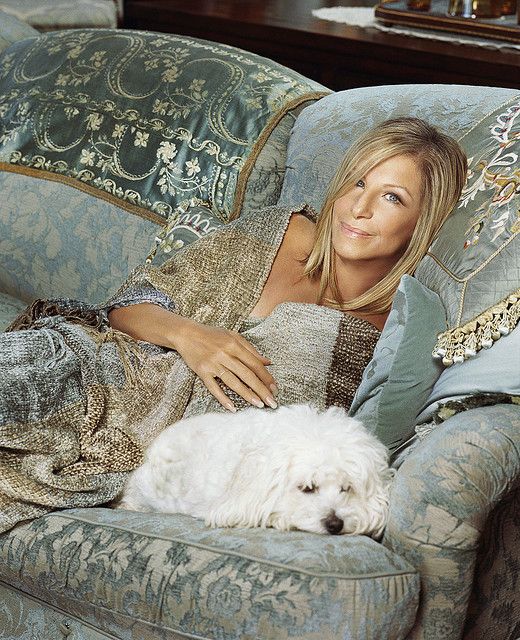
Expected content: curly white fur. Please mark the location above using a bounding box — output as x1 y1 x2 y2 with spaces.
118 404 393 538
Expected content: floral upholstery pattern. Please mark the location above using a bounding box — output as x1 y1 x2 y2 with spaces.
0 289 26 330
383 403 520 640
0 508 419 640
0 171 159 304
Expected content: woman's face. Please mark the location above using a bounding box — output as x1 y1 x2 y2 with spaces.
331 153 424 274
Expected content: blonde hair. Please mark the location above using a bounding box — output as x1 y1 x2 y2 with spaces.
304 117 467 315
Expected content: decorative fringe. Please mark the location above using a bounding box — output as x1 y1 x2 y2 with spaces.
433 288 520 366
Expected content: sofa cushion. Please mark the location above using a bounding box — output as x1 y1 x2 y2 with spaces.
278 84 518 213
415 95 520 365
0 172 159 304
0 0 119 31
0 9 39 53
0 289 26 330
0 508 419 640
349 275 446 454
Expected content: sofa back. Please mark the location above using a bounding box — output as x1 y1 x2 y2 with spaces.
0 27 327 304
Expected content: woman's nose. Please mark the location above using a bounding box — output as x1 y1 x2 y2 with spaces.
351 194 372 218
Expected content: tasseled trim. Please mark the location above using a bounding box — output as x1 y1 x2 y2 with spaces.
95 329 147 388
433 288 520 366
5 298 106 332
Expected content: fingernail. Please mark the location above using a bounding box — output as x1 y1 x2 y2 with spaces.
225 402 237 413
265 395 278 409
251 398 264 409
270 384 279 397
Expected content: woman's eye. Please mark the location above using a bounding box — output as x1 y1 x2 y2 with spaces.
385 192 402 204
299 483 317 494
356 179 365 188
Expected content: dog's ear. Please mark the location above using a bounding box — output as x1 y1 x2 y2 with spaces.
206 445 291 529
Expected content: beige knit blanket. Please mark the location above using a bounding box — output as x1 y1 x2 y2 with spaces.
0 204 380 533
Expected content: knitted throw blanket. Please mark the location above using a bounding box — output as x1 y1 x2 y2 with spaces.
0 205 380 533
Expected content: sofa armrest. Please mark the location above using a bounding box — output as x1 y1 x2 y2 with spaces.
382 403 520 640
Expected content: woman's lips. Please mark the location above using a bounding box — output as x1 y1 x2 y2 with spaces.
340 222 372 238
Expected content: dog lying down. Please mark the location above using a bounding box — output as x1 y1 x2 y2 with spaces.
118 404 393 538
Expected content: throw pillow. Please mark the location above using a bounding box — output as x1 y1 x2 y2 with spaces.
415 95 520 365
348 275 446 454
146 202 225 265
416 324 520 425
0 29 327 223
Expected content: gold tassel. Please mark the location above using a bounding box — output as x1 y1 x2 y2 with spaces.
433 288 520 366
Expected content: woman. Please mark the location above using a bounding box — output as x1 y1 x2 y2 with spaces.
108 116 466 413
0 117 467 532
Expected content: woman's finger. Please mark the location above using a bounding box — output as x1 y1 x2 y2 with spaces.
230 347 278 396
202 375 237 413
217 368 268 409
223 356 277 408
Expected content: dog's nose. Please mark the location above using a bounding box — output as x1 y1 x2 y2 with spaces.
324 513 344 535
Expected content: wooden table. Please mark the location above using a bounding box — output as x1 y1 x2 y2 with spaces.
123 0 520 91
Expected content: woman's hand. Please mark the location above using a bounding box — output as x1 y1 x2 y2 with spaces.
171 317 278 412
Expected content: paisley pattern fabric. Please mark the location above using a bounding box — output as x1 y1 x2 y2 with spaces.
0 29 327 222
0 0 120 30
0 508 419 640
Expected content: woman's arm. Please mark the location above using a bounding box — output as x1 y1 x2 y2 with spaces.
108 304 278 412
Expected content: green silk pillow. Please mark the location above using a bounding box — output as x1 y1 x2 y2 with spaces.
349 275 446 454
146 202 225 265
0 29 327 224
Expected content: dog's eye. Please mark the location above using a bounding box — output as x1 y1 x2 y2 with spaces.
299 483 317 494
340 484 352 494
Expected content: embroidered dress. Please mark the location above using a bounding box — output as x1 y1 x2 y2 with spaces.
0 205 380 533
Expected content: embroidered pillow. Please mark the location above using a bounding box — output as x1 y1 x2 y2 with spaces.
147 202 225 265
0 29 327 223
414 96 520 365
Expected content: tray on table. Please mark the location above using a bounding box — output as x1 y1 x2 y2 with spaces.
375 0 520 43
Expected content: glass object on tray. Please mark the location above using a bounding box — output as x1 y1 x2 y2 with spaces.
407 0 431 10
447 0 501 17
499 0 516 14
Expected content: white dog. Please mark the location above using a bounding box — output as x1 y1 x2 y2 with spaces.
118 404 393 538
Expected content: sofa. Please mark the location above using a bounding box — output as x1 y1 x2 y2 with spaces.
0 18 519 640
